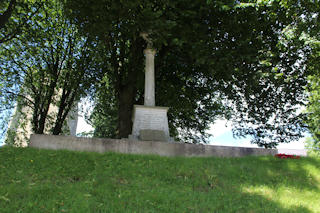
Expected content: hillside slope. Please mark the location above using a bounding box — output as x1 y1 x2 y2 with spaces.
0 147 319 212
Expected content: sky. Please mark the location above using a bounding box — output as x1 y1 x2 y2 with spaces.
208 119 306 149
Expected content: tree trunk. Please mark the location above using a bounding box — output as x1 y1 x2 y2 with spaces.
111 36 144 138
37 77 57 134
0 0 16 30
52 89 77 135
52 89 69 135
117 82 136 138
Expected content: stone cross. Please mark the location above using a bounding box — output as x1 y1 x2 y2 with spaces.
129 33 172 142
141 32 156 106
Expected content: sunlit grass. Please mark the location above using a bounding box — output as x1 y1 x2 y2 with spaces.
241 185 320 212
0 146 319 212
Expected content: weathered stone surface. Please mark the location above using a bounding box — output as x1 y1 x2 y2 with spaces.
144 48 156 106
131 105 170 141
139 129 167 141
130 38 171 141
30 134 279 158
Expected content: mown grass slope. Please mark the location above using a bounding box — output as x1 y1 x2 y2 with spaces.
0 146 319 212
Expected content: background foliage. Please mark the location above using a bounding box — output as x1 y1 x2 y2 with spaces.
64 0 313 147
1 0 319 148
0 0 99 145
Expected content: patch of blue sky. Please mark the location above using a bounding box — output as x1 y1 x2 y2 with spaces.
210 131 258 148
208 119 307 149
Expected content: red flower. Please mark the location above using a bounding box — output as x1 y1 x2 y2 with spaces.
275 153 300 159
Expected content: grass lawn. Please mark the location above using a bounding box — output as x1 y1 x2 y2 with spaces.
0 146 319 212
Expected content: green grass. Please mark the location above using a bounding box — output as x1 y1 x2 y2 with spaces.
0 147 319 213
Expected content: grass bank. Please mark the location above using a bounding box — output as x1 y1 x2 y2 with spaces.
0 146 319 212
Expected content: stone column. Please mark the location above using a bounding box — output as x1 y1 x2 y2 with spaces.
144 48 156 106
129 32 172 142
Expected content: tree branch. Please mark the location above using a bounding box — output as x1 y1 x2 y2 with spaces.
0 0 16 29
0 2 43 43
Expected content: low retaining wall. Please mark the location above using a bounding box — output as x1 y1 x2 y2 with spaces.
29 134 277 158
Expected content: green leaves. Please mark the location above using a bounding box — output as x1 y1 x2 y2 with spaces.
1 0 101 144
0 0 314 147
62 0 315 145
305 74 320 154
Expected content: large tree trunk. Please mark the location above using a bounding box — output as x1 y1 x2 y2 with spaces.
110 36 144 138
32 78 57 134
117 83 137 138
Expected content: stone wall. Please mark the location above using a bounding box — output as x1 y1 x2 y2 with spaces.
29 134 277 158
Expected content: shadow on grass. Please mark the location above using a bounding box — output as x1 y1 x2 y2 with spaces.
86 153 319 212
0 147 319 212
234 156 320 190
190 155 319 212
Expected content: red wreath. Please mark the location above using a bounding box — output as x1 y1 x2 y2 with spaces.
275 153 300 159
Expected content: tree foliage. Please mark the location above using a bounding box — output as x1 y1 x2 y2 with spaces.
0 0 43 142
306 43 320 152
1 0 98 145
1 0 316 148
304 18 320 154
0 0 45 44
306 74 320 155
287 0 320 154
305 48 320 155
63 0 313 147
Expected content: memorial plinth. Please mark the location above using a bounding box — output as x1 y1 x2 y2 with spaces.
129 105 171 141
129 34 172 142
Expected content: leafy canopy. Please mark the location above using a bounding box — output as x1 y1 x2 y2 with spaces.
62 0 313 148
1 0 99 145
